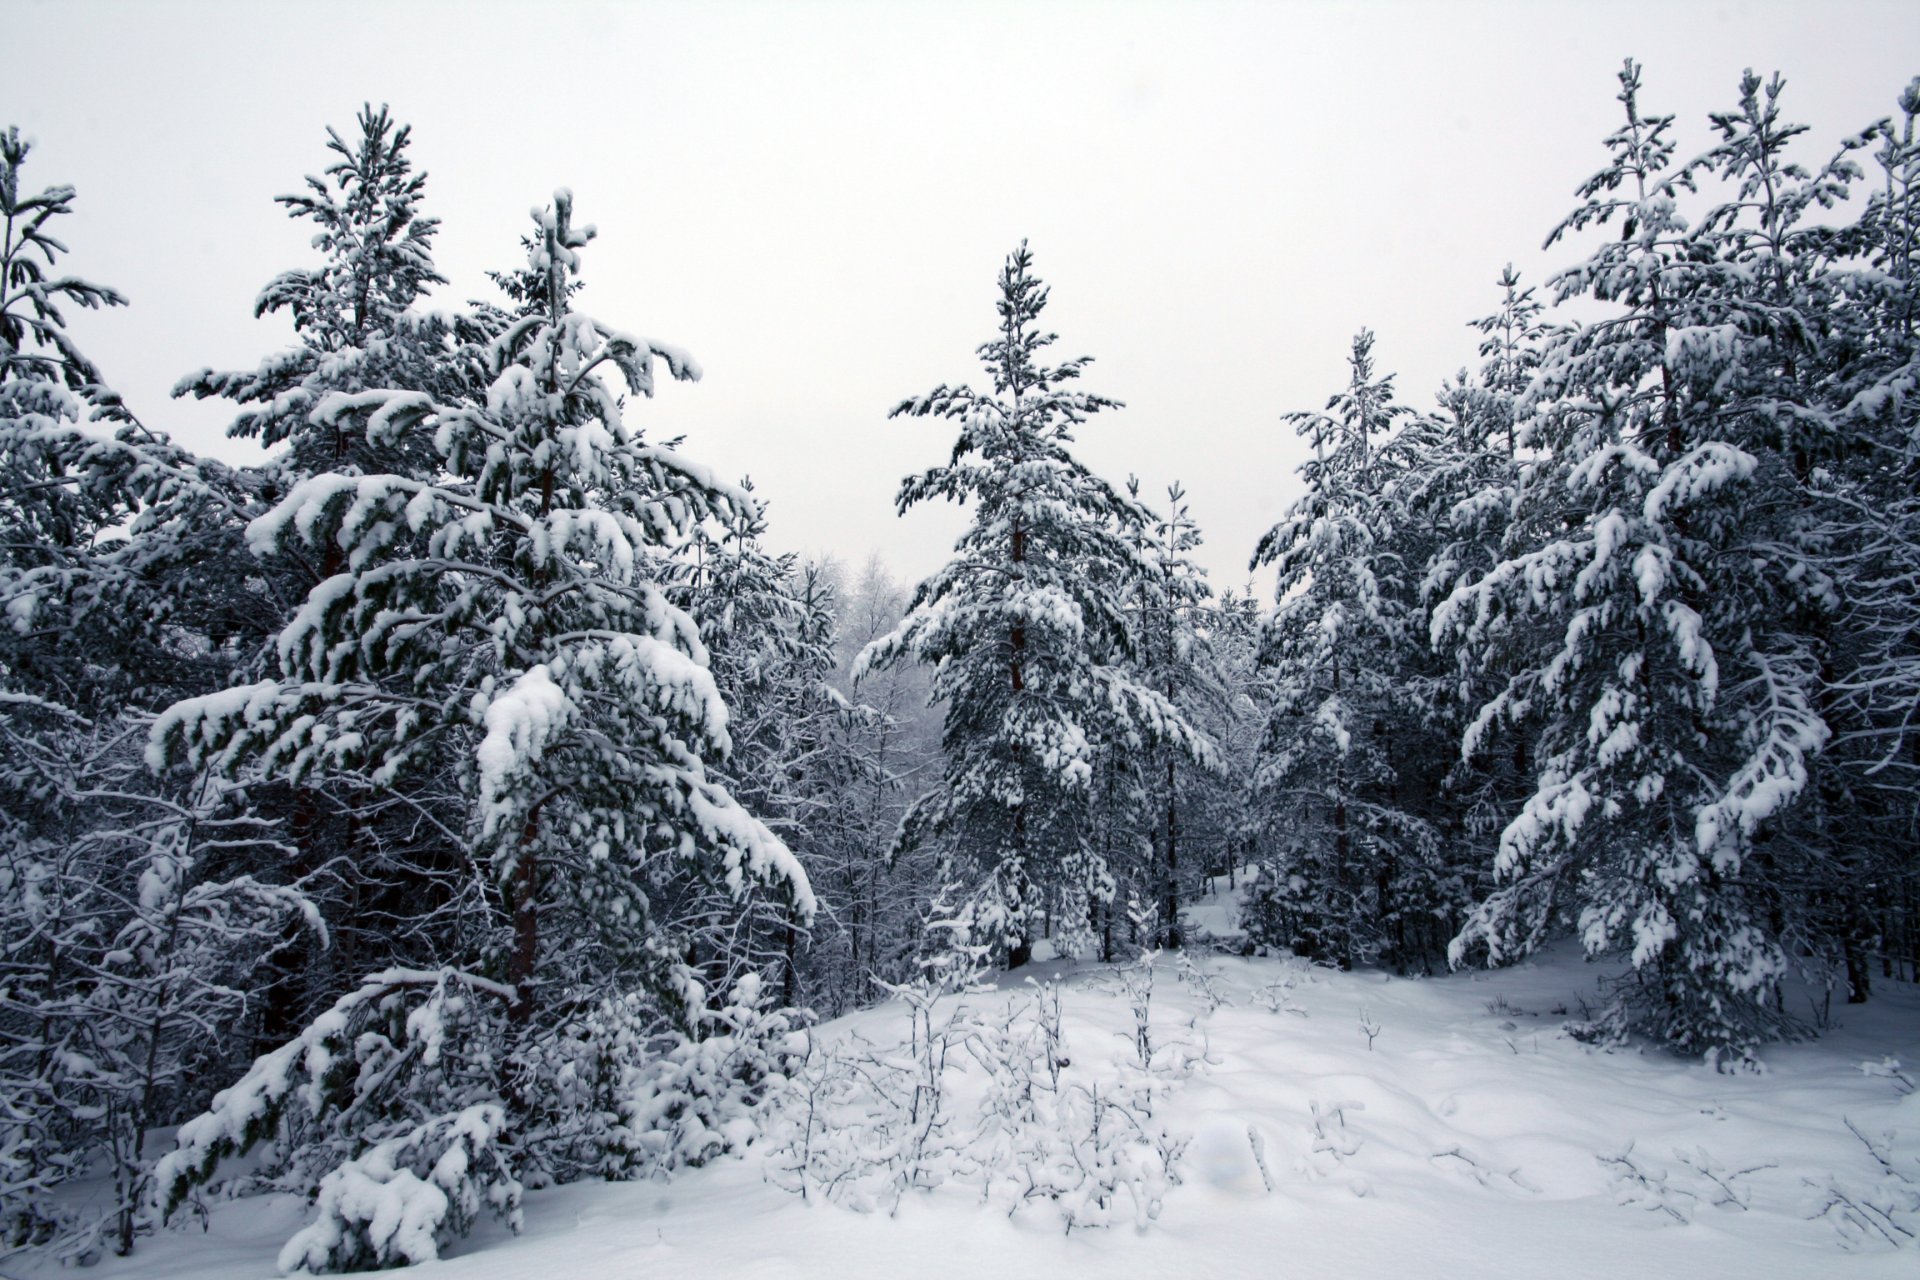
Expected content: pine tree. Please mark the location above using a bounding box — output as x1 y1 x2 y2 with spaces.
1437 63 1859 1060
150 190 813 1256
671 509 857 1006
1250 329 1438 969
1 124 134 713
858 243 1209 966
1814 77 1920 990
0 126 316 1262
175 104 454 484
1126 478 1226 947
1383 270 1547 965
164 106 481 1047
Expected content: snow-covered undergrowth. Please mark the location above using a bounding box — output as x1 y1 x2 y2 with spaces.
26 887 1920 1279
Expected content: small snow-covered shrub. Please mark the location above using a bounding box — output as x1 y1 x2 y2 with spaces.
611 974 802 1178
500 979 798 1187
277 1104 520 1273
774 898 992 1210
773 900 1193 1233
154 968 519 1225
1174 950 1231 1013
156 964 805 1272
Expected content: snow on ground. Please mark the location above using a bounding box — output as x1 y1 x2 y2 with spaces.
29 878 1919 1280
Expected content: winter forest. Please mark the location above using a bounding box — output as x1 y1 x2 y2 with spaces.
6 9 1920 1278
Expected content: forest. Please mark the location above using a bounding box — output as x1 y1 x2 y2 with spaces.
3 55 1919 1271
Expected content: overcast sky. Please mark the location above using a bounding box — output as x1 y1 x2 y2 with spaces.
6 0 1919 593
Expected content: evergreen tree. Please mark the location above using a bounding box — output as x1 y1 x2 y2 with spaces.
1814 77 1920 990
175 104 455 484
0 126 314 1262
1126 478 1227 947
151 190 812 1255
858 242 1209 966
1250 330 1442 969
1436 63 1858 1060
166 106 480 1046
0 124 134 713
1384 271 1547 965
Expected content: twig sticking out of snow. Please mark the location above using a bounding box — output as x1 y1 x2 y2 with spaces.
1174 951 1231 1013
1861 1056 1917 1097
1674 1146 1774 1210
1804 1119 1920 1250
1598 1143 1696 1223
1430 1145 1542 1195
1247 1126 1276 1194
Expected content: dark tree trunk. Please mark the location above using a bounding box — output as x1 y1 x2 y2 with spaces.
508 810 541 1026
1163 755 1180 949
1007 519 1029 971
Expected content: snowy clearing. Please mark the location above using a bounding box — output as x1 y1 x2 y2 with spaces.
31 884 1919 1280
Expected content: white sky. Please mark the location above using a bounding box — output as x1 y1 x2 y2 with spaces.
6 0 1918 593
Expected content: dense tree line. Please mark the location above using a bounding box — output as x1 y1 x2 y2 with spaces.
1 57 1916 1268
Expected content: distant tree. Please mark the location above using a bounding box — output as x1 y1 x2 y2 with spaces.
1126 478 1226 947
810 558 941 1003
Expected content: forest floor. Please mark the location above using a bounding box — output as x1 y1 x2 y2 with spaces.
22 879 1920 1280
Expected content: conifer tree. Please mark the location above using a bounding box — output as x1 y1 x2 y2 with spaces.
0 126 314 1262
1250 330 1437 969
1127 478 1226 946
1814 77 1920 989
150 191 813 1258
163 107 480 1044
859 243 1209 966
1436 63 1857 1059
175 104 456 485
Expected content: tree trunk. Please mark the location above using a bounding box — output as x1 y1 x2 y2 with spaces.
508 810 541 1025
1163 755 1180 949
1007 519 1029 971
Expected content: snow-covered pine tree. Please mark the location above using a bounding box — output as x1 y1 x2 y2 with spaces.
1251 329 1440 969
757 561 872 1007
149 190 813 1261
1437 63 1858 1060
166 106 482 1048
175 105 455 484
1207 585 1273 896
858 242 1209 967
1813 77 1920 990
1125 478 1227 947
0 124 135 714
669 503 864 1007
0 126 318 1263
1378 270 1548 965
